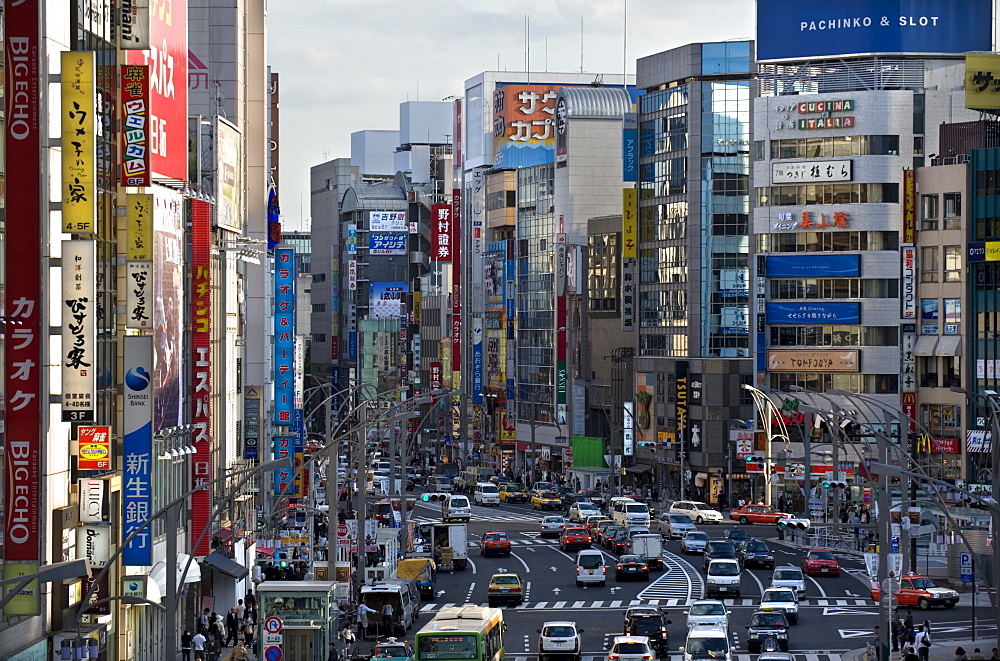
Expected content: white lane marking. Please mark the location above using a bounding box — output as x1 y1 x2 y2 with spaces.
744 567 765 595
511 551 532 574
573 600 585 608
465 582 476 602
805 573 828 598
467 557 477 575
610 600 623 607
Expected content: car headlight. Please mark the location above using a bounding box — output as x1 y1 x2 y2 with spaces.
778 633 787 638
748 632 759 639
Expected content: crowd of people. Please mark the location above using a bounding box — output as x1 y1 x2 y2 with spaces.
180 591 258 660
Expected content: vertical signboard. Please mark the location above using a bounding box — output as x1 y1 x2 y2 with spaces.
622 113 638 182
190 200 213 557
216 117 244 232
124 0 187 180
274 246 297 424
623 402 635 456
123 336 154 566
452 189 462 390
622 188 637 332
126 193 154 328
901 169 916 244
273 434 294 495
154 190 184 433
78 426 112 471
294 337 305 410
5 0 43 612
676 361 690 453
62 240 97 420
472 319 484 404
901 246 916 320
431 204 453 261
118 0 151 49
120 64 150 186
61 51 97 233
243 387 261 461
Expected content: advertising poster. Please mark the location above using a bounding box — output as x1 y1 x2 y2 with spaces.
766 302 861 324
635 372 656 446
120 64 150 186
123 336 154 566
78 426 112 471
493 83 561 167
431 204 453 261
118 0 150 49
216 117 244 232
274 246 297 424
370 282 408 319
766 254 859 278
62 240 97 420
369 232 408 255
369 211 406 232
126 193 155 329
124 0 188 180
154 190 184 434
190 200 213 556
61 51 96 233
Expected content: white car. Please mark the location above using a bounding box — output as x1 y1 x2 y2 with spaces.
770 566 806 601
669 501 724 524
537 621 582 661
685 600 730 630
609 636 654 661
568 502 600 522
680 531 710 554
657 513 696 540
539 515 568 538
759 587 799 624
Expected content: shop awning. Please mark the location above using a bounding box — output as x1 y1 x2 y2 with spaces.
913 335 938 356
203 551 250 580
934 335 961 356
625 464 652 474
149 553 202 597
256 547 277 557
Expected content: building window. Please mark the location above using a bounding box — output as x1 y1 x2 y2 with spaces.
755 183 899 206
944 298 962 324
769 372 898 394
769 135 899 159
918 356 938 388
312 273 326 282
757 231 898 253
312 333 326 342
769 278 898 300
312 303 326 312
920 403 961 433
943 193 962 230
943 245 961 282
588 233 619 313
921 246 938 283
768 325 897 347
920 194 938 230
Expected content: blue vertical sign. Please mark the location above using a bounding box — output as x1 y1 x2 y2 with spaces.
289 409 305 503
273 435 294 494
472 319 484 404
122 336 153 565
273 246 296 425
960 552 973 582
622 112 637 182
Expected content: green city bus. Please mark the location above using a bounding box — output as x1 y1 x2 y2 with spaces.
414 605 505 661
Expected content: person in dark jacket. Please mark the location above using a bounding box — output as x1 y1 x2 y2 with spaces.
225 607 239 647
181 629 193 661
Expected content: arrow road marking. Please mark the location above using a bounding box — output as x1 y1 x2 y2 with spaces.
551 567 558 572
553 587 561 595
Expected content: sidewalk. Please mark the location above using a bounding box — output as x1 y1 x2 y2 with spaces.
846 639 1000 661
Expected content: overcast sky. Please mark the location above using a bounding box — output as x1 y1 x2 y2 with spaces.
267 0 754 232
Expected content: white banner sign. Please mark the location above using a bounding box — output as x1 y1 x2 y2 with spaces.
62 240 97 419
772 160 852 184
78 525 112 568
369 211 407 232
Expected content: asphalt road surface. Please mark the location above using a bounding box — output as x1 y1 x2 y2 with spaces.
390 498 994 660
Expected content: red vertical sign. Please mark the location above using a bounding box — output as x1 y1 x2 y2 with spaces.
120 65 150 186
4 0 42 565
190 200 213 556
430 204 453 262
451 190 462 384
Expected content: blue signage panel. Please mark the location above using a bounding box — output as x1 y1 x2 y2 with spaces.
767 302 860 324
765 254 860 278
273 246 296 425
122 336 154 565
273 435 294 494
757 0 993 61
368 232 408 255
622 128 638 182
472 336 484 404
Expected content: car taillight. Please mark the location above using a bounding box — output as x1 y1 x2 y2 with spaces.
487 588 499 593
643 654 654 660
575 567 581 573
641 565 648 570
617 565 624 570
609 654 620 660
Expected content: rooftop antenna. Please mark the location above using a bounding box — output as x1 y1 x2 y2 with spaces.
580 15 585 73
525 14 530 80
623 0 627 84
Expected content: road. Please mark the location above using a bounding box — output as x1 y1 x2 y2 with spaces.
381 498 994 660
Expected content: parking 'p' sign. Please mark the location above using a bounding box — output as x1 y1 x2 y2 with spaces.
264 616 283 634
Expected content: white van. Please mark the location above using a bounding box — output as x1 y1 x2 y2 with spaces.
473 482 500 506
705 559 742 598
612 498 651 527
574 549 606 586
682 624 731 661
442 494 472 522
360 579 419 636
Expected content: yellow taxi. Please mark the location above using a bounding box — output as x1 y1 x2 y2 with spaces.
499 483 528 504
531 490 562 511
486 572 524 606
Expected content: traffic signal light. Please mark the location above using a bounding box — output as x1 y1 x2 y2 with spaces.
777 518 810 530
746 454 765 464
822 480 848 489
421 492 448 503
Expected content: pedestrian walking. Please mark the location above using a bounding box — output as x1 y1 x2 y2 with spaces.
903 648 920 661
357 603 377 632
235 598 246 621
205 633 221 661
242 617 255 649
226 607 239 647
212 613 226 641
970 649 986 660
892 617 903 652
181 629 193 661
990 649 999 661
230 641 250 661
198 608 211 634
955 647 968 661
916 624 932 661
192 630 207 661
328 642 340 661
381 602 395 633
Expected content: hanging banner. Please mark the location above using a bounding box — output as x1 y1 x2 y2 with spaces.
61 51 97 233
452 189 462 390
61 240 97 421
294 336 305 410
78 426 112 471
472 320 484 404
273 435 294 494
901 169 916 243
431 204 453 261
126 193 154 329
216 117 244 233
120 64 150 187
118 0 150 49
123 335 154 565
243 387 261 461
274 246 297 425
190 200 213 557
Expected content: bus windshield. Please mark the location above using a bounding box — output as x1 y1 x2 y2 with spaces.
418 635 479 660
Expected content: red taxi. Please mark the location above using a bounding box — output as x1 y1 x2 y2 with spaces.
800 549 840 576
559 526 593 552
729 504 791 525
480 530 512 557
870 573 959 610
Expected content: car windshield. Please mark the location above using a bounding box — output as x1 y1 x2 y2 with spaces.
539 491 557 498
621 555 643 563
686 638 728 657
564 528 588 535
751 614 787 628
543 625 576 637
480 485 498 493
707 542 735 555
376 646 408 657
764 590 795 602
690 603 725 616
492 575 519 585
746 542 769 552
578 503 598 510
578 554 603 569
810 551 835 560
483 534 505 541
687 532 709 541
626 504 648 513
694 503 714 511
910 577 936 589
631 618 663 635
671 514 692 523
543 516 565 523
417 635 478 660
773 569 802 581
709 562 740 576
450 497 469 507
614 643 649 654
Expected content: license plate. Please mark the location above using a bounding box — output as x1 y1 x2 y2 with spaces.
821 568 829 573
719 587 727 591
587 569 594 574
628 567 636 571
501 588 509 593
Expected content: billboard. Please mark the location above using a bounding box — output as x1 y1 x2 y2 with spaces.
767 350 860 372
118 0 150 49
154 190 184 434
452 189 462 390
120 64 150 186
965 53 1000 110
190 199 213 557
78 426 112 471
5 0 43 580
61 51 97 233
431 204 453 261
274 246 297 424
368 232 408 255
756 0 993 61
124 0 188 180
127 193 155 329
123 336 154 566
62 240 97 420
772 160 852 184
766 302 861 325
216 117 244 232
369 211 407 232
493 83 561 168
370 282 408 319
765 254 859 278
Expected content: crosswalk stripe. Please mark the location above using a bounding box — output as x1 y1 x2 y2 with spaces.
553 601 566 608
572 600 585 608
416 597 874 614
502 655 840 661
610 600 622 607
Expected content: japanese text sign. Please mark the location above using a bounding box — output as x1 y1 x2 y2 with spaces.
368 232 408 255
431 204 452 261
273 246 297 425
190 200 214 556
123 336 153 565
127 193 154 329
772 160 852 184
61 51 97 233
965 53 1000 110
78 426 112 470
62 240 97 419
369 211 407 232
120 64 150 186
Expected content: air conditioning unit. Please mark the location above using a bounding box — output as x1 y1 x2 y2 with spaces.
366 566 389 584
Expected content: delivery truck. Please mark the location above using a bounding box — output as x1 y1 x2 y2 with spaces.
630 532 665 570
395 557 436 600
415 522 468 571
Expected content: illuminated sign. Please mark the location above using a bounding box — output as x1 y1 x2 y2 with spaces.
771 211 850 231
772 160 852 184
61 51 97 233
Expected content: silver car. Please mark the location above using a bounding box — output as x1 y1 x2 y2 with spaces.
680 530 710 555
770 566 806 601
658 513 696 540
609 636 654 661
685 599 729 630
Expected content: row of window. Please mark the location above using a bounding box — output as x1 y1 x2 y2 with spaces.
757 231 899 253
920 192 962 231
770 325 898 347
639 86 689 114
640 201 688 241
640 158 688 198
770 373 899 394
920 246 962 283
756 135 901 161
640 114 688 156
770 278 898 300
756 183 900 206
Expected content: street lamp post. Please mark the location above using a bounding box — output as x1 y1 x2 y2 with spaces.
742 385 792 508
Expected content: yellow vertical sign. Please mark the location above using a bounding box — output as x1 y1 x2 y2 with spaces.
61 51 96 233
622 188 638 258
901 169 916 244
127 194 154 260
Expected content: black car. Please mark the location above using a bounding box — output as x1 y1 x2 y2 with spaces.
738 539 775 569
722 527 751 543
623 607 672 656
702 540 738 571
616 555 650 581
746 611 790 653
610 531 633 555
